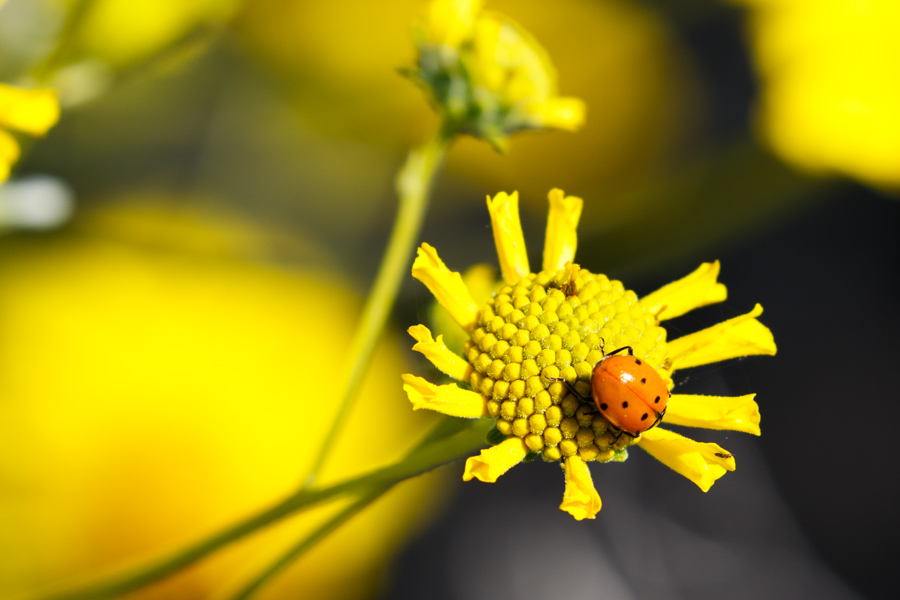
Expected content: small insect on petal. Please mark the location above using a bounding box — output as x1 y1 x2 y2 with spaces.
639 428 735 492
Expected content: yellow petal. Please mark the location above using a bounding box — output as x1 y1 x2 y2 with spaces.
640 261 728 321
667 304 776 370
560 455 601 520
0 129 20 182
411 243 479 331
665 394 761 436
407 324 472 382
401 374 488 418
537 97 586 132
542 188 583 272
462 437 527 482
639 428 735 492
0 84 59 136
425 0 483 47
486 191 530 284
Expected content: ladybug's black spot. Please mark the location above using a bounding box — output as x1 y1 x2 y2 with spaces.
621 401 629 408
641 413 649 421
654 395 661 404
599 403 608 411
635 359 642 365
641 378 647 384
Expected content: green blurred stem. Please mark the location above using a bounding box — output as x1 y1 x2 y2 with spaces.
222 417 478 600
304 129 452 486
36 417 490 600
32 0 97 82
224 488 388 600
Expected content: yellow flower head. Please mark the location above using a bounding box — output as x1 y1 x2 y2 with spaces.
733 0 900 188
0 83 60 183
410 0 585 146
402 189 776 520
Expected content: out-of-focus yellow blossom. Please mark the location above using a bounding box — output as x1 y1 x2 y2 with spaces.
0 83 59 182
733 0 900 189
54 0 241 69
409 0 584 144
402 189 775 520
235 0 688 205
0 202 440 599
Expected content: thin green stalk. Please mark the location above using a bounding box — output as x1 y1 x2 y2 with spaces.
34 417 489 600
31 0 97 83
304 129 453 485
220 417 477 600
223 487 389 600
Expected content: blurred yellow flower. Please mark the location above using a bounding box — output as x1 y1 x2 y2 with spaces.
235 0 692 224
734 0 900 188
0 83 59 182
0 202 439 599
403 189 775 520
56 0 241 69
410 0 584 144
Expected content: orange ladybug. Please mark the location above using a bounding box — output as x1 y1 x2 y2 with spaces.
591 345 669 437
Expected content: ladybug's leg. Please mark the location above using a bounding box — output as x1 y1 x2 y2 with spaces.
606 345 634 357
609 428 639 446
648 406 667 430
546 376 587 402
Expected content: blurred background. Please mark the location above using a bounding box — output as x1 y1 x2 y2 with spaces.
0 0 897 599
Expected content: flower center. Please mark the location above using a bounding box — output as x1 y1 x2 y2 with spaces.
464 265 669 463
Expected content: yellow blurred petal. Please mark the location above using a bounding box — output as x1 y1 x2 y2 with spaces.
0 84 59 136
401 374 487 418
407 324 472 382
426 0 483 46
411 243 479 331
0 129 20 182
560 455 601 520
486 191 530 284
537 97 586 131
735 0 900 188
667 304 777 370
639 428 735 492
74 0 242 69
542 188 583 272
665 394 761 436
462 437 527 482
640 261 728 321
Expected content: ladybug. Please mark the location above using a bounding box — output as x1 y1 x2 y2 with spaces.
591 344 669 437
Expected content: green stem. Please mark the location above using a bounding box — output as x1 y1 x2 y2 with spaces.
223 487 389 600
35 418 490 600
220 417 477 599
31 0 96 83
304 129 452 485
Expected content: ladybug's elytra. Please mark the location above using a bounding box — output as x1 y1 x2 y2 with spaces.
590 345 669 437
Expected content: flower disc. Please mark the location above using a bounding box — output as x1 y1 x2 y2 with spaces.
465 265 670 463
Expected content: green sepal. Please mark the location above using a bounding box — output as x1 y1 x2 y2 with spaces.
611 448 629 463
485 425 507 445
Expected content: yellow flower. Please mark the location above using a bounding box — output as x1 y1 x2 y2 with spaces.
0 83 59 182
402 188 776 520
57 0 242 69
0 203 440 599
410 0 585 145
732 0 900 188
